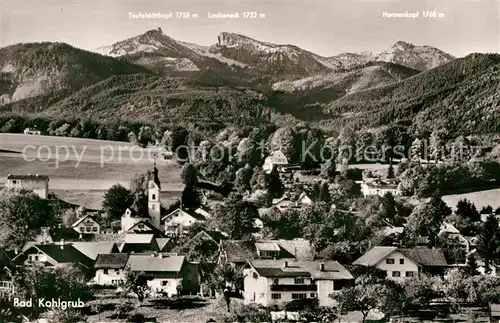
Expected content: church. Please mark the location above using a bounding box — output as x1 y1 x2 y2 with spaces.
121 165 164 232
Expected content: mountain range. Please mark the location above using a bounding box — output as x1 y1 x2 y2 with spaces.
0 28 498 138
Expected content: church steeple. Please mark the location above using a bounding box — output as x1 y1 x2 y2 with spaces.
152 162 161 190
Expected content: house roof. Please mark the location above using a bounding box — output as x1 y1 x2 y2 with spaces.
127 255 185 272
353 246 398 266
126 221 166 237
221 239 314 263
7 174 49 181
399 248 447 267
15 244 93 268
162 208 207 222
353 246 447 267
126 200 150 218
94 253 129 269
439 222 461 235
124 234 155 244
156 238 172 252
72 215 101 228
249 260 353 280
71 242 118 260
256 242 281 252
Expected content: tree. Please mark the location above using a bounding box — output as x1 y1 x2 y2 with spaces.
463 253 480 276
137 125 153 147
405 193 451 246
320 159 336 181
387 164 395 179
266 168 284 198
378 192 398 224
168 126 190 162
455 199 480 222
0 189 60 250
207 263 244 295
102 184 134 220
234 165 254 193
477 214 500 272
181 184 201 210
61 208 79 228
181 163 198 186
11 266 93 319
214 194 259 239
429 131 444 163
334 267 395 323
318 182 331 203
410 138 423 161
120 267 152 303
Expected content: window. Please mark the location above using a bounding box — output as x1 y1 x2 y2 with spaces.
271 293 281 300
111 279 122 285
162 280 170 286
400 259 404 264
273 278 279 285
152 194 156 200
292 293 307 300
80 227 85 232
386 258 395 264
92 227 98 232
12 180 17 184
405 271 415 277
115 269 120 274
152 204 155 210
310 293 316 298
392 271 401 277
294 277 305 285
103 269 108 275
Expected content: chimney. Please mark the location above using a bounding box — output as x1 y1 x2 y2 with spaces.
320 263 325 272
283 261 288 268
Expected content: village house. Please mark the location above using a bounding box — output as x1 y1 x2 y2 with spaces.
361 179 401 197
438 222 477 255
93 253 130 286
218 239 314 269
126 254 199 297
353 246 448 281
6 174 49 199
23 127 41 135
0 247 13 296
13 241 94 270
118 233 160 254
72 214 102 234
162 207 207 236
125 220 167 238
297 191 314 206
243 259 353 307
263 150 289 174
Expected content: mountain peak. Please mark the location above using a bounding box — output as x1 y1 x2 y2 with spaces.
391 41 415 50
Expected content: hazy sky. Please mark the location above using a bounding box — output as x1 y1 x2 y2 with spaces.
1 0 499 57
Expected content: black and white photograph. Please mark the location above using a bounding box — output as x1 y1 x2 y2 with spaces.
0 0 499 322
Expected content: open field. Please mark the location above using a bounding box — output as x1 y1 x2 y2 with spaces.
52 189 182 210
86 296 233 323
0 134 183 192
442 188 500 210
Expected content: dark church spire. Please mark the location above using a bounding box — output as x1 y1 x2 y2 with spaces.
153 162 161 190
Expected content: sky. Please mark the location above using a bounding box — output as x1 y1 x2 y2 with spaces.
0 0 499 57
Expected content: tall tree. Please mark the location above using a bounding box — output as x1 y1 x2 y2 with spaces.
410 138 423 161
102 184 134 220
120 267 152 303
477 214 500 272
214 194 259 239
0 189 60 250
